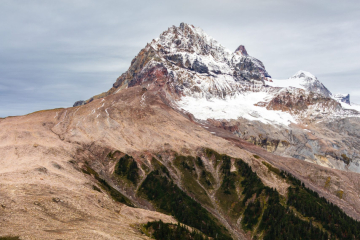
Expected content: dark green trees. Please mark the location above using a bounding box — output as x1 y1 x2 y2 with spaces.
114 154 139 184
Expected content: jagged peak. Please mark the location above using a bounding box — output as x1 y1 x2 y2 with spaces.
235 45 248 56
333 93 350 105
78 22 271 105
333 93 350 98
290 70 317 80
287 70 332 97
150 23 232 57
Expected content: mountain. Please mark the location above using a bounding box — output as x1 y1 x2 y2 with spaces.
268 70 332 97
2 23 360 239
79 23 360 174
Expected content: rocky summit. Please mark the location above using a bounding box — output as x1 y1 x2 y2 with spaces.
1 23 360 240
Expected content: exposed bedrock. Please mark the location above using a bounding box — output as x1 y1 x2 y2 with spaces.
206 117 360 173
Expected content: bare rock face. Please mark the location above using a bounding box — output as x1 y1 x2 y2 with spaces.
235 45 248 56
73 100 85 107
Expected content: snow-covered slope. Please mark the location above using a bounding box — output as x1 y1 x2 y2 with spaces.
177 92 296 125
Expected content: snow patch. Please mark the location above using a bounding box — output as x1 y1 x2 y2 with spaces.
73 106 81 116
54 110 67 128
339 102 360 112
177 92 296 126
291 70 317 80
266 78 306 90
97 103 105 109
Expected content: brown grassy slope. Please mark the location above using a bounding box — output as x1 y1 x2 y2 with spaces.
0 85 359 239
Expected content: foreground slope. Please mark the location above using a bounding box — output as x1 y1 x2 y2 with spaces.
1 84 360 239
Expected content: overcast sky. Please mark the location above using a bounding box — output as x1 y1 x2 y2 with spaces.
0 0 359 117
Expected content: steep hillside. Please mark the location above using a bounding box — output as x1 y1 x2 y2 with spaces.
2 84 360 239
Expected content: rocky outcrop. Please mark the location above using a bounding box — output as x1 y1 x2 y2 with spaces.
266 89 342 115
73 100 85 107
235 45 248 56
334 93 351 104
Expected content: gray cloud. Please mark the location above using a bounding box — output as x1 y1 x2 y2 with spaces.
0 0 359 117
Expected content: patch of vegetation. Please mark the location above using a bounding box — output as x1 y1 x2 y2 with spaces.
82 147 360 240
205 149 332 239
242 199 262 231
259 194 328 240
174 155 213 207
341 153 351 165
141 163 150 174
143 220 210 240
0 237 20 240
253 155 260 159
219 155 235 194
68 159 76 164
145 148 360 240
239 163 329 239
213 154 244 220
151 157 170 178
262 161 283 177
82 164 134 207
195 157 204 168
193 157 215 189
107 150 121 159
92 185 101 192
335 190 344 199
97 175 134 207
235 167 328 240
204 148 223 167
287 183 360 239
114 154 140 184
236 159 265 203
174 155 197 177
138 169 232 240
324 176 331 189
199 170 215 189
